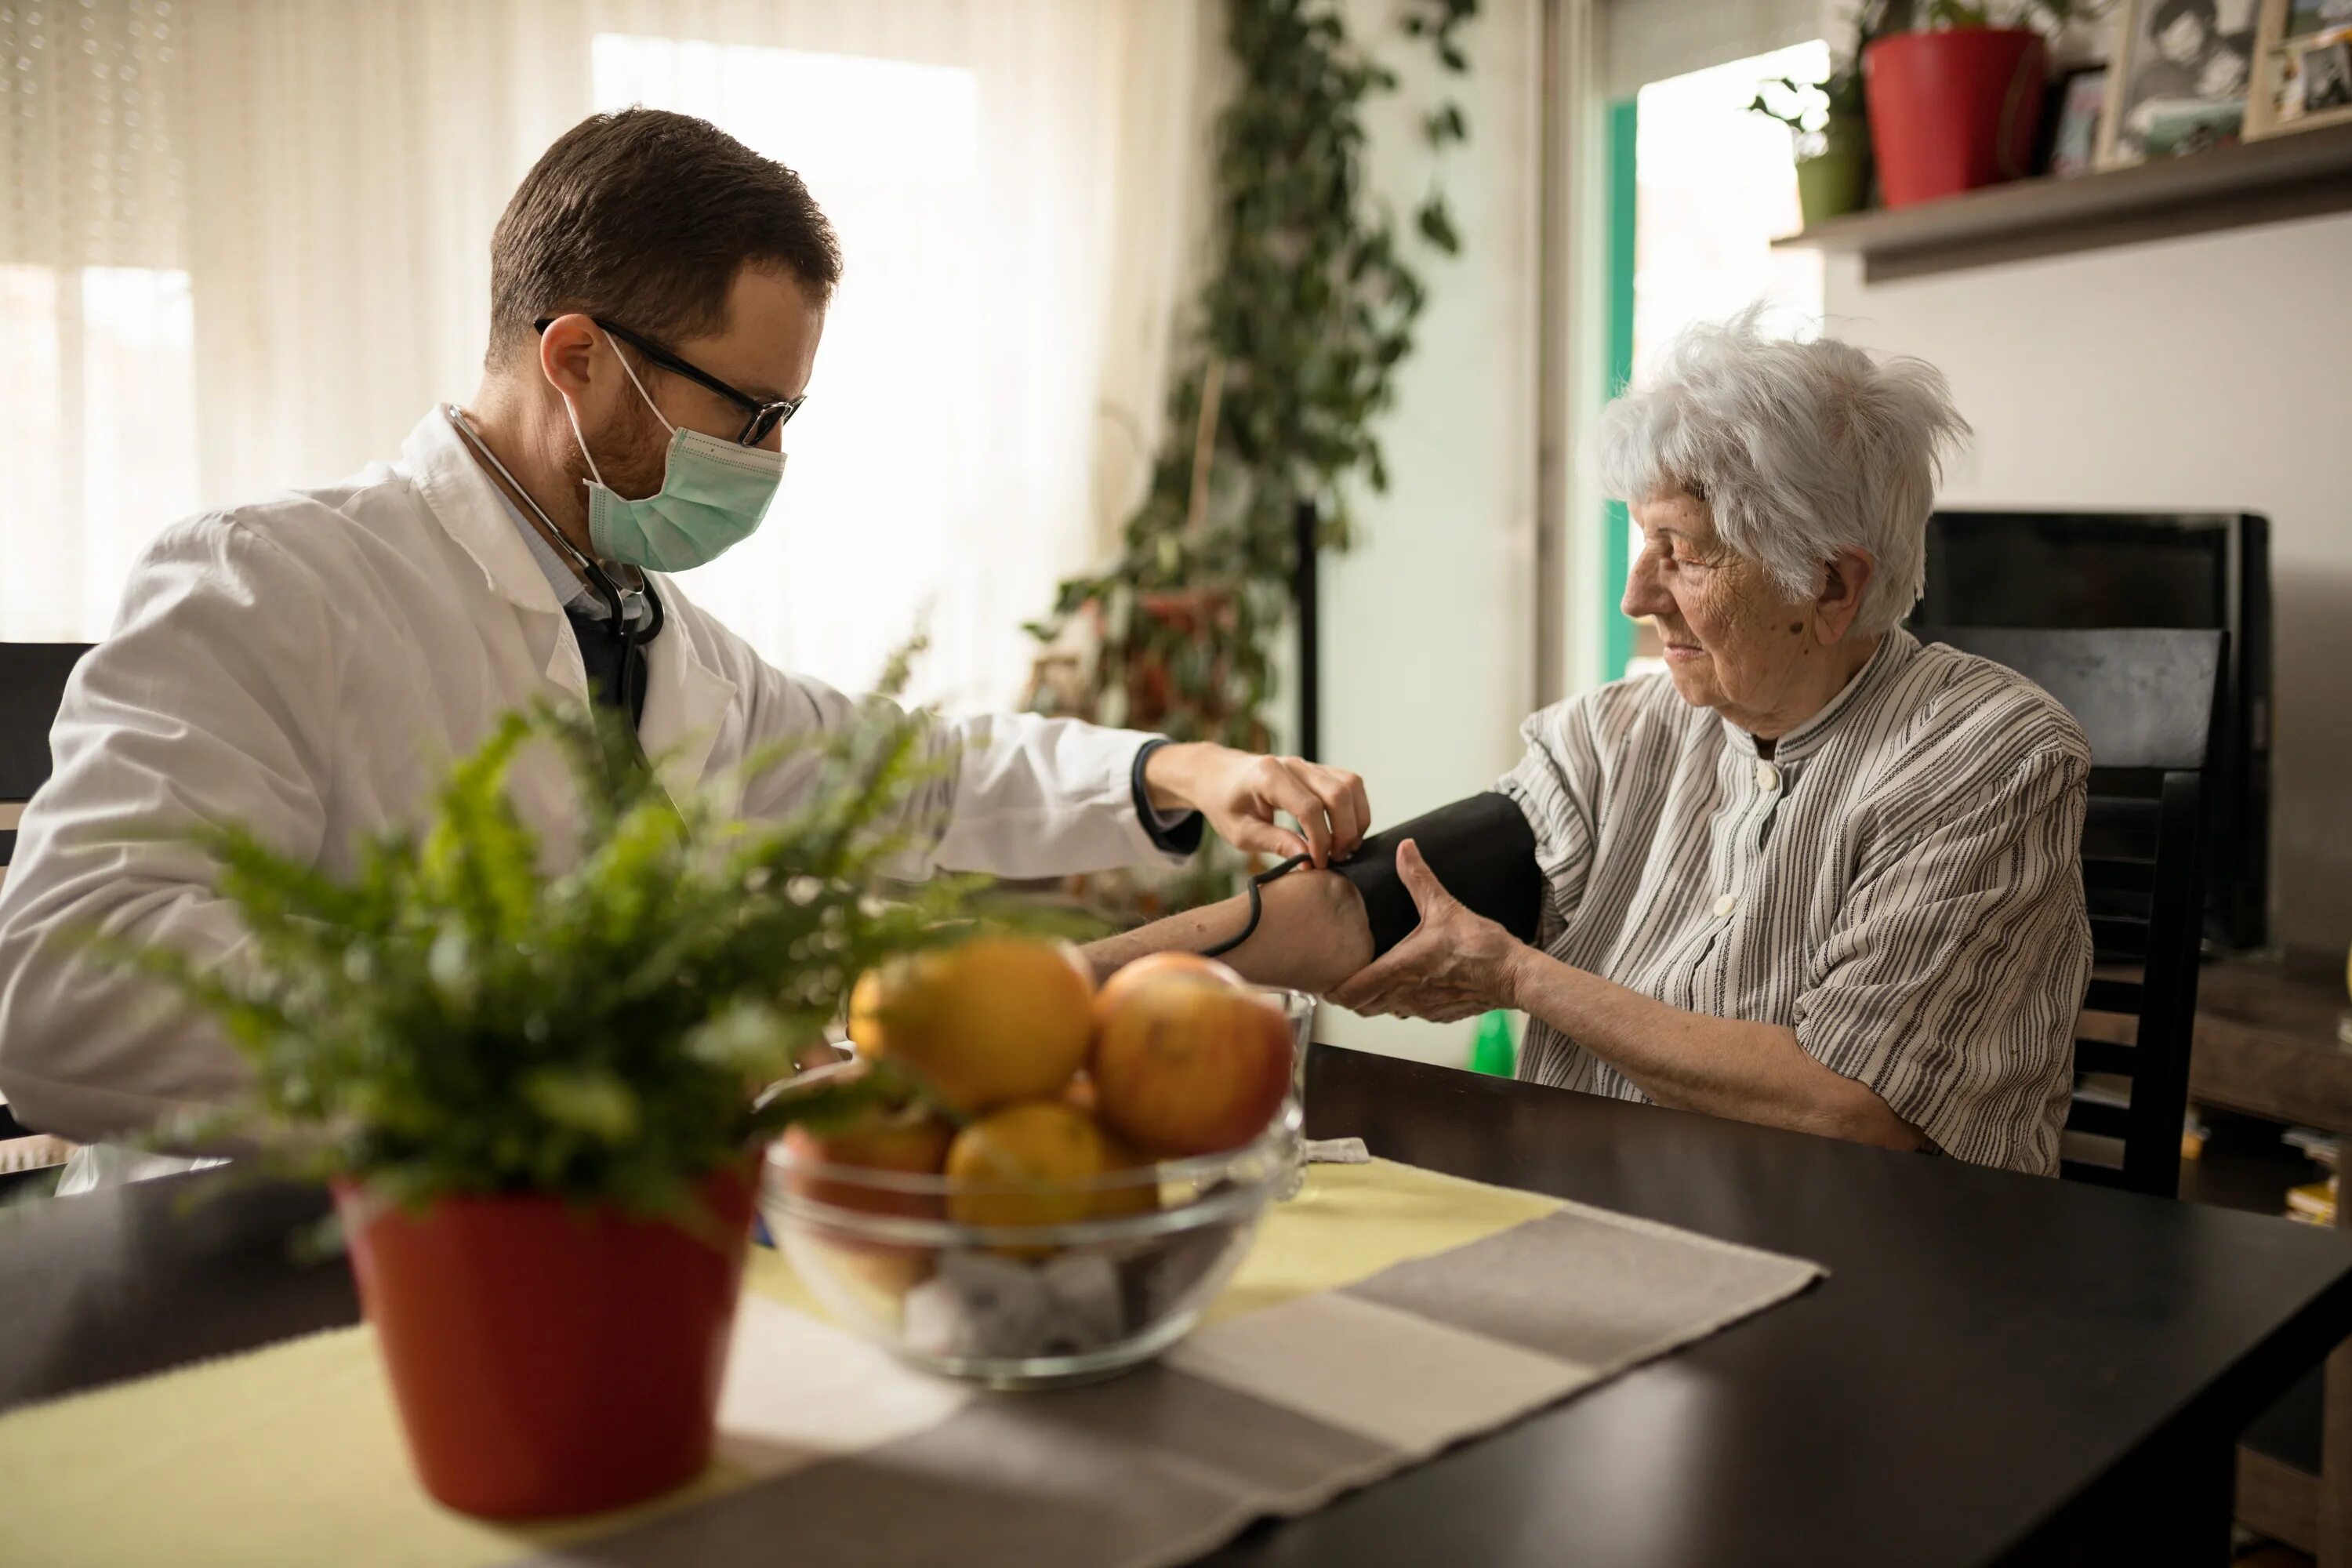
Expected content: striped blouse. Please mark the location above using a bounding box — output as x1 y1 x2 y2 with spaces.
1494 629 2092 1175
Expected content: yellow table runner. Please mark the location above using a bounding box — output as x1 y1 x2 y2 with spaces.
0 1161 1558 1568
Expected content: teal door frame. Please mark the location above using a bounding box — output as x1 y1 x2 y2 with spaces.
1601 96 1637 682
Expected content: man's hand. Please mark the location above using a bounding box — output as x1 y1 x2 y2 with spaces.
1142 743 1369 868
1329 840 1533 1022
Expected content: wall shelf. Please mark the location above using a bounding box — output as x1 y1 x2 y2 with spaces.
1773 120 2352 281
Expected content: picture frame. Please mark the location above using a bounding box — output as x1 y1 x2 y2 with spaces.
2245 0 2352 138
2048 66 2112 176
2096 0 2260 169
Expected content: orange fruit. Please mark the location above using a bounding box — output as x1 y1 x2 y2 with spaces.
1091 1125 1161 1220
848 936 1095 1115
944 1100 1160 1254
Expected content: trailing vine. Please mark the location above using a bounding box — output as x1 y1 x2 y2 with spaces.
1024 0 1477 904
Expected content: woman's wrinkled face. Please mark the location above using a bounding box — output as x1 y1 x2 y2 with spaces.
1621 489 1820 728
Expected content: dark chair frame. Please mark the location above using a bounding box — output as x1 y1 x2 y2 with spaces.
1 642 95 869
0 642 96 1161
1913 626 2224 1200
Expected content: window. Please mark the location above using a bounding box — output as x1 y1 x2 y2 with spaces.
1621 41 1828 676
593 37 1025 708
0 266 198 640
5 6 1150 715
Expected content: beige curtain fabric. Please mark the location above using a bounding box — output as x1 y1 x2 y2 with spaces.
0 0 1212 707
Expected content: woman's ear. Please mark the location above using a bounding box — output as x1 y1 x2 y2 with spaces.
1813 548 1875 644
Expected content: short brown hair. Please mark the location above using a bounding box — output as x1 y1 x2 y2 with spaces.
488 108 841 359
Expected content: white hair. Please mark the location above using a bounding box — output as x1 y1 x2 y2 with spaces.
1594 309 1971 637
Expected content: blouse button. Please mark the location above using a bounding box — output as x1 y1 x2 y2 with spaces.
1755 760 1780 793
1712 892 1737 918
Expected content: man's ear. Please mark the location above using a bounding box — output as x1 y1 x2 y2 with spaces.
536 313 604 405
1813 547 1875 644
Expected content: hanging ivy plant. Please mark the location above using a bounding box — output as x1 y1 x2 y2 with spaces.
1024 0 1476 906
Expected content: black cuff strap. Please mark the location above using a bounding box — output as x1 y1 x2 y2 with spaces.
1194 792 1544 963
1198 852 1312 960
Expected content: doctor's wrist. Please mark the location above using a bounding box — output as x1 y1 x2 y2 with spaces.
1138 739 1213 815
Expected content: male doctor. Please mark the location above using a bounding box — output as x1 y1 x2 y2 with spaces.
0 109 1369 1189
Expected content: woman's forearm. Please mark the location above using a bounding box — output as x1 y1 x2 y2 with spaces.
1503 949 1923 1150
1082 870 1374 994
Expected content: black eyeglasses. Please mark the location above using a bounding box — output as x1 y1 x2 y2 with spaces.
534 316 805 447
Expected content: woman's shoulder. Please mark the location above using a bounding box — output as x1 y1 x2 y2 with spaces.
1894 636 2093 771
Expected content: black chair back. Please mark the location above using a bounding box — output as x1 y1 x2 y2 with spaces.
0 643 93 872
1912 626 2224 1198
0 643 93 1153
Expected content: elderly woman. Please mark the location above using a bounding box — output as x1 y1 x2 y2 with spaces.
1088 314 2092 1175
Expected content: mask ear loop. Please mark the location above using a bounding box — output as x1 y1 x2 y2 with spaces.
557 387 612 492
557 327 673 496
608 339 679 437
1197 851 1313 960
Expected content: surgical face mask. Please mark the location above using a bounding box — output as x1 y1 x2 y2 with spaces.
559 341 786 573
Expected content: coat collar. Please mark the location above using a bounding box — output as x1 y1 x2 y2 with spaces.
403 408 737 796
404 408 567 619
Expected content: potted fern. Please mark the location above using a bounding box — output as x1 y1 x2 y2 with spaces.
115 681 996 1520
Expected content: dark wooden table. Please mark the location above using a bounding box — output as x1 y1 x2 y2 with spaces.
6 1048 2352 1566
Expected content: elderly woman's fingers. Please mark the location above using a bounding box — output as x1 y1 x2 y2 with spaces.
1329 949 1413 1012
1393 839 1463 916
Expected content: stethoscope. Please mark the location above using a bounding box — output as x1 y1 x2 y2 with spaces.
443 405 665 721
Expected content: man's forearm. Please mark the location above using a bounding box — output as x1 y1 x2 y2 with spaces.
1082 869 1374 994
1503 950 1923 1150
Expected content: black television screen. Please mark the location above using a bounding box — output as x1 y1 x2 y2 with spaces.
1911 510 2270 951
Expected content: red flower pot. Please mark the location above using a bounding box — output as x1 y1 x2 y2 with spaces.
1864 29 2049 208
333 1166 755 1520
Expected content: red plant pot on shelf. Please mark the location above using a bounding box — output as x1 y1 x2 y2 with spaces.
1864 29 2049 208
333 1164 756 1520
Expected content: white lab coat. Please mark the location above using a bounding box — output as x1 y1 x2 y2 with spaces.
0 410 1182 1173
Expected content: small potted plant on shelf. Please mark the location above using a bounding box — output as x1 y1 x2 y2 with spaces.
1750 69 1873 227
1755 1 1906 227
111 677 1005 1521
1864 0 2096 206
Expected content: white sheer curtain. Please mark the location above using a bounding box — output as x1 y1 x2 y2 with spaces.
0 0 1207 708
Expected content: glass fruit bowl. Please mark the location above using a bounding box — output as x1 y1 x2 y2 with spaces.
760 1120 1292 1388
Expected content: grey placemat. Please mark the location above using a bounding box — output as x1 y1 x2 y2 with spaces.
521 1195 1822 1568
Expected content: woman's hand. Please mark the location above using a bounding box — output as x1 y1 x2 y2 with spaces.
1328 840 1535 1023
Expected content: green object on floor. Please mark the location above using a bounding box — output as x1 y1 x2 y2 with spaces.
1469 1011 1516 1076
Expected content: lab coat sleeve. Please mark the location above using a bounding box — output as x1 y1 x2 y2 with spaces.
731 662 1196 881
0 517 336 1142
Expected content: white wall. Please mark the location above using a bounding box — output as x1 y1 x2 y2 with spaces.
1314 0 1543 1063
1824 213 2352 956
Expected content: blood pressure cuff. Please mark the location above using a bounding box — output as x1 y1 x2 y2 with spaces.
1328 791 1544 956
